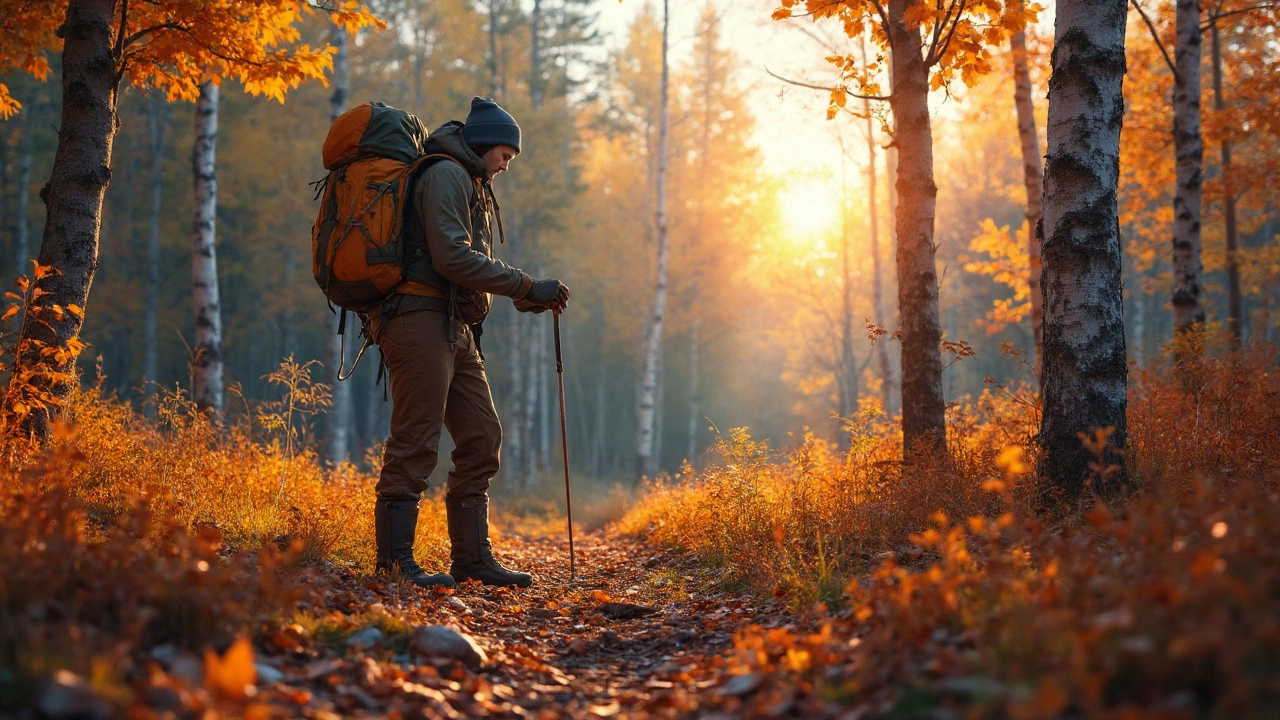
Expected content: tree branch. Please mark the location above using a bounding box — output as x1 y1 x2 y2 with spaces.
1130 0 1179 81
1201 2 1278 28
764 66 892 102
926 0 966 68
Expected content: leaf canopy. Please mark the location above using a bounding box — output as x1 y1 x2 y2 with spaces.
0 0 384 118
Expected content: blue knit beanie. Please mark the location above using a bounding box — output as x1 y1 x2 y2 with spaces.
463 97 521 155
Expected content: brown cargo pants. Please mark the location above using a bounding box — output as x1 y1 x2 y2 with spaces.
374 307 501 500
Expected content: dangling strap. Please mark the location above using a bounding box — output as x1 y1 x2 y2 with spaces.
335 309 374 382
487 185 506 245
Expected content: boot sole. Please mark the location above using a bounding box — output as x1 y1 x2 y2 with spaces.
450 572 533 589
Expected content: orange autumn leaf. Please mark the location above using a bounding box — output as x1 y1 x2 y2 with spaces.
204 637 257 699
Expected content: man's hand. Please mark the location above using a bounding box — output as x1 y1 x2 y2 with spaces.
521 279 569 313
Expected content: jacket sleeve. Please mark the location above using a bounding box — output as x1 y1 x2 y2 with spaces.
416 163 533 299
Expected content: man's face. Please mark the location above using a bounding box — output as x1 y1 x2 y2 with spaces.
481 145 518 180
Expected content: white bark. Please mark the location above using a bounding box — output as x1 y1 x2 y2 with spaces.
1039 0 1129 495
191 80 224 415
325 23 352 463
1171 0 1205 335
635 0 670 480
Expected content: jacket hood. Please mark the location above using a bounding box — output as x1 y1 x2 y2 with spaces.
424 121 486 180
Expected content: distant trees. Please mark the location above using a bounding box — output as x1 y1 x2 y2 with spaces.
773 0 1040 459
0 0 379 437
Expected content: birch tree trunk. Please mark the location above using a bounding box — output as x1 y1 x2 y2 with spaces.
1210 20 1242 345
635 0 670 480
887 0 946 458
1171 0 1205 337
8 0 118 437
145 94 169 395
1011 29 1045 371
15 104 34 274
191 81 224 416
325 23 352 462
1039 0 1129 497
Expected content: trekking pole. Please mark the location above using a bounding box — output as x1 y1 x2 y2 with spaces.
553 310 577 581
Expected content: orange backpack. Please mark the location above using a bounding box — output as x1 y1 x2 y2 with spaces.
312 102 454 314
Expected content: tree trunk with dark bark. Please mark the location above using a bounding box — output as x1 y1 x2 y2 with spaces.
191 81 224 415
1171 0 1205 337
10 0 119 438
1039 0 1129 498
886 0 946 458
1011 29 1044 371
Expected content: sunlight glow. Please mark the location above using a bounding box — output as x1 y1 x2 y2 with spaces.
777 178 841 242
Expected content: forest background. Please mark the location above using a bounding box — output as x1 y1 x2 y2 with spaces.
0 0 1276 494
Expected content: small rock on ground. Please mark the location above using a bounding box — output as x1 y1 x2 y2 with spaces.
409 625 488 669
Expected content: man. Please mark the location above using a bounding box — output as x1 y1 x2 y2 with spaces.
372 96 570 589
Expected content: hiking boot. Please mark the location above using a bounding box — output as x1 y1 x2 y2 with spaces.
375 498 456 589
446 494 533 588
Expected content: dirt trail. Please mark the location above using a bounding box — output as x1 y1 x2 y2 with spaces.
260 530 794 718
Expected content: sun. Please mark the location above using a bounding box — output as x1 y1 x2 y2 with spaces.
777 178 841 241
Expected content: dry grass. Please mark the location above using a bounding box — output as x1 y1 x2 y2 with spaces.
619 382 1044 607
0 363 452 708
622 338 1280 716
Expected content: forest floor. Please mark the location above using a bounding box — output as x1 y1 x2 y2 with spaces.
106 529 800 720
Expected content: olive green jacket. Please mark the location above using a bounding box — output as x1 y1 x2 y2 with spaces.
399 121 532 321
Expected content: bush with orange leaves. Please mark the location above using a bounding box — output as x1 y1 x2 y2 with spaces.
625 338 1280 716
0 269 451 709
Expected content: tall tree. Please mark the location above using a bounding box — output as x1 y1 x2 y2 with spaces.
1010 29 1044 370
1039 0 1129 497
190 81 224 415
1171 0 1205 336
635 0 670 479
326 22 352 463
884 0 945 455
0 0 379 437
775 0 1037 458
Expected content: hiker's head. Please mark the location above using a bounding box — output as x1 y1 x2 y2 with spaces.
463 96 520 179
